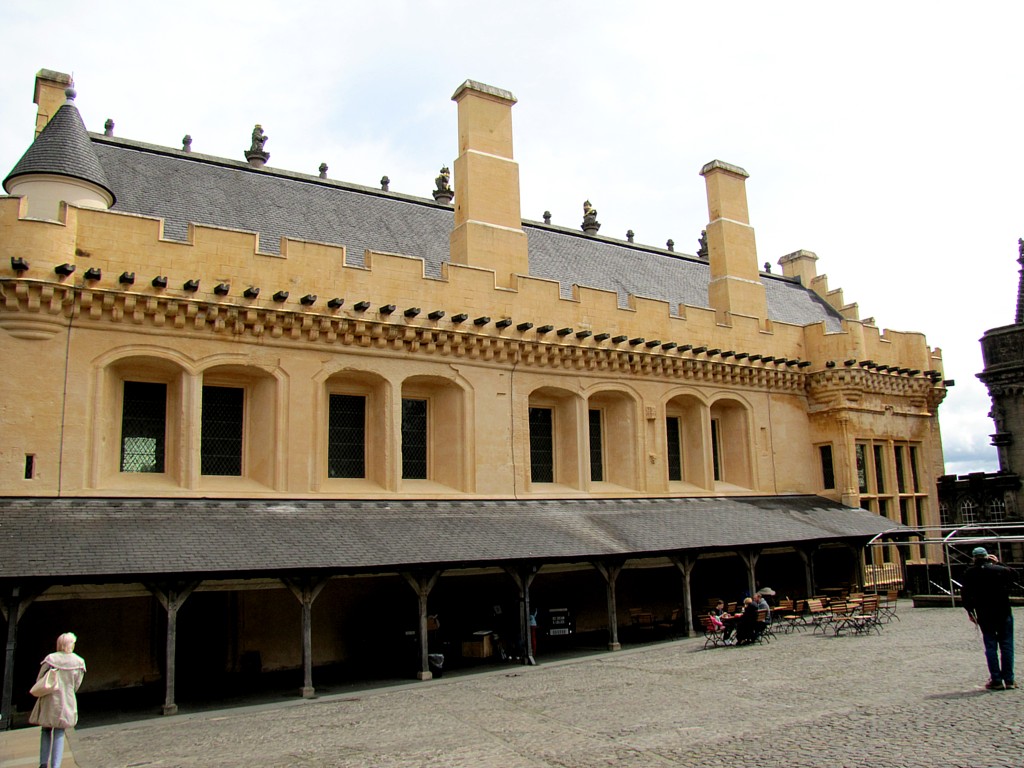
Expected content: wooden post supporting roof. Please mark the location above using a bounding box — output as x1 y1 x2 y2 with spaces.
671 556 697 637
1 586 40 731
594 561 623 651
504 565 538 666
148 580 200 716
283 576 330 698
738 550 760 598
402 570 441 680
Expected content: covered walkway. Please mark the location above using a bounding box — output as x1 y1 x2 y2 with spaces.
2 494 904 726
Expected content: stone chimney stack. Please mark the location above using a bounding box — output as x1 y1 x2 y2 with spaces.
779 249 819 286
700 160 768 323
449 80 529 289
33 69 73 137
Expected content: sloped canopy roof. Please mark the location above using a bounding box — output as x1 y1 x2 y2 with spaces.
0 495 903 581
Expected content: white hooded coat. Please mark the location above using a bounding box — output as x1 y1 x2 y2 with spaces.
28 651 86 730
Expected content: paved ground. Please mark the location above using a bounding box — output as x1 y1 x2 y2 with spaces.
15 605 1024 768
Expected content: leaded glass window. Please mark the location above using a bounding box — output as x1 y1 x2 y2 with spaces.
402 398 428 479
666 416 682 482
529 407 554 483
201 385 243 476
328 394 365 478
588 409 603 482
120 381 166 473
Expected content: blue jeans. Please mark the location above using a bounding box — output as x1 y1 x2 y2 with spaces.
39 727 65 768
981 613 1015 684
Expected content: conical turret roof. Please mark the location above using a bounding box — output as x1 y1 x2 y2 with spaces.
3 89 115 203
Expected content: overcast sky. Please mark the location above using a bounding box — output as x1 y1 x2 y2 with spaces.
2 2 1021 475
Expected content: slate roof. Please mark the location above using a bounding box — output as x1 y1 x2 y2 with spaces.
2 99 114 202
0 495 903 581
55 131 844 331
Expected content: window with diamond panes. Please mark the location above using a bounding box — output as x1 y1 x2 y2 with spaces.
588 409 604 482
666 416 683 482
402 398 428 479
201 385 244 476
328 394 365 478
120 381 166 473
529 407 554 483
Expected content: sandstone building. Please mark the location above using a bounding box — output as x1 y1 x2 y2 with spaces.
0 69 947 720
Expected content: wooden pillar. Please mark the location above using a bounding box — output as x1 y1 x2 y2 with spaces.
148 581 200 716
282 576 330 698
504 565 538 665
1 588 22 731
798 547 815 597
738 550 760 597
670 556 697 637
402 571 441 680
593 561 623 651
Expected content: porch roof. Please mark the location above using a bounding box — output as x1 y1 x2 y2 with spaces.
0 495 904 581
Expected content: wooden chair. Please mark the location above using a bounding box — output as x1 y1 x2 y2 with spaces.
826 600 858 636
630 609 656 639
806 598 831 633
755 609 771 644
779 599 806 633
878 590 900 622
657 608 682 638
700 614 726 649
853 594 882 635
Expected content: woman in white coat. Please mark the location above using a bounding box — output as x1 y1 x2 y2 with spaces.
29 632 86 768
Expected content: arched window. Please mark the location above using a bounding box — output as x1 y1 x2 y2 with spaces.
958 497 978 525
665 393 708 488
987 496 1006 523
709 398 753 489
323 371 389 488
401 375 467 490
586 390 639 489
527 387 581 489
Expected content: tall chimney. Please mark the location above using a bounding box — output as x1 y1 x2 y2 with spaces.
33 69 73 138
449 80 529 289
700 160 768 323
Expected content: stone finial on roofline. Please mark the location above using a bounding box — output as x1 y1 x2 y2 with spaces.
182 135 192 152
245 124 270 168
104 119 114 137
433 166 453 204
381 176 390 191
697 230 708 259
581 200 600 235
319 162 328 179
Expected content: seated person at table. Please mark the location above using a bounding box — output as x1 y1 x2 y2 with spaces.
735 597 762 645
755 592 771 620
713 600 739 642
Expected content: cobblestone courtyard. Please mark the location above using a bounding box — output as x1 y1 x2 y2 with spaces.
64 606 1022 767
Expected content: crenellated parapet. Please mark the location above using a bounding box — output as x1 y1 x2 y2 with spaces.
0 197 942 385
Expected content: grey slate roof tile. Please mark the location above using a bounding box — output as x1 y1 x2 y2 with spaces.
0 496 902 580
77 136 843 331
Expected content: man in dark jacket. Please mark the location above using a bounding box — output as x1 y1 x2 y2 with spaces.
961 547 1015 690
